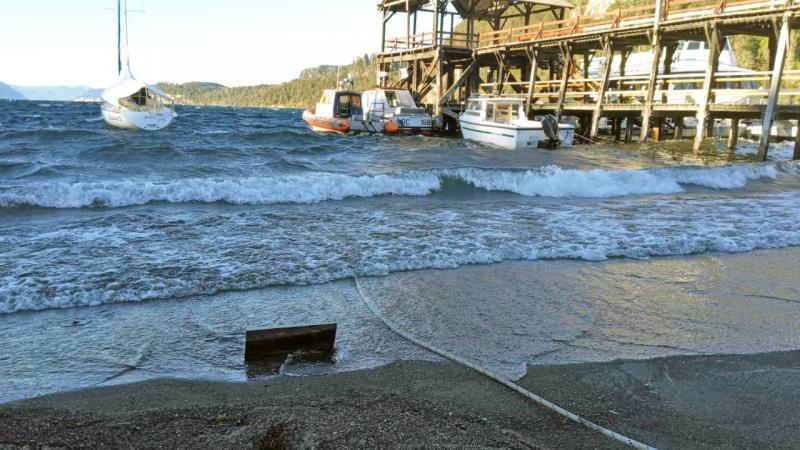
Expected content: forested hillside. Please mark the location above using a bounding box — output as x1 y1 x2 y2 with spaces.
156 55 376 108
157 0 798 108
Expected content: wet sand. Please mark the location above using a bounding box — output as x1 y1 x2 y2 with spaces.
1 351 799 449
2 247 800 448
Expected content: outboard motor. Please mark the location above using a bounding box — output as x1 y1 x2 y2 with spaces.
538 114 561 149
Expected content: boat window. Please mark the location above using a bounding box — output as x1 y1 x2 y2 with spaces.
131 88 147 106
686 41 701 50
384 90 416 108
385 91 402 107
486 103 494 121
467 101 480 111
335 94 356 118
493 103 516 124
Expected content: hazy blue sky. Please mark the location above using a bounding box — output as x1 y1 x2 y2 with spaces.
1 1 417 88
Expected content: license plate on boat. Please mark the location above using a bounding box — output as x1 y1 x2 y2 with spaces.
397 117 431 128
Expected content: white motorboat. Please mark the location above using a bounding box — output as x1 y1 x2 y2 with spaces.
360 88 434 132
303 87 435 134
459 96 574 149
101 0 175 131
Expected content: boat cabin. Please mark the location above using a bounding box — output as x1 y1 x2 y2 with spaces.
464 97 527 124
315 90 363 119
362 89 424 119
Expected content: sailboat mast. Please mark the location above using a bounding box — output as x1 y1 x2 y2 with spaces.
117 0 121 75
123 0 130 71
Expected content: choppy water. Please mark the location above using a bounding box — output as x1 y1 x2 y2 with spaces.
2 100 800 402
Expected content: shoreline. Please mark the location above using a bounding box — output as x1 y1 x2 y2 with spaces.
2 350 798 449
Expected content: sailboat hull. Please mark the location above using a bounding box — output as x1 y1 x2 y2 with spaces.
102 104 175 131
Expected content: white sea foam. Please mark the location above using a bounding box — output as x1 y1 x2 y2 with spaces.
0 162 788 209
2 190 800 314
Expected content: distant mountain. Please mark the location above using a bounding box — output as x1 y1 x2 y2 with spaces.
74 88 104 103
0 82 25 100
12 85 97 101
156 55 376 108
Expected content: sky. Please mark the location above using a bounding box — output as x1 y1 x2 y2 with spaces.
0 0 413 88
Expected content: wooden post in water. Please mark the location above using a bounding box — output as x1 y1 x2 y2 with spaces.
758 14 790 161
590 40 613 139
674 116 684 140
614 118 622 141
794 124 800 160
693 23 722 151
625 117 634 143
728 118 739 149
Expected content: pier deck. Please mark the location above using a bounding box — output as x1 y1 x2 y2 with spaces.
376 0 800 159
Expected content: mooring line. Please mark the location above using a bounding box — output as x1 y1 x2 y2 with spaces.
353 276 657 450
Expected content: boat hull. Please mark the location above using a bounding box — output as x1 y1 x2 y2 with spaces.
302 109 349 133
459 117 574 149
101 104 175 131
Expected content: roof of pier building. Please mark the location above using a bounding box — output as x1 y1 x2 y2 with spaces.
378 0 573 20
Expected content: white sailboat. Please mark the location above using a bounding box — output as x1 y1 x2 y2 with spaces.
101 0 175 131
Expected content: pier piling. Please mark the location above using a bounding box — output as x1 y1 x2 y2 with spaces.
377 0 800 147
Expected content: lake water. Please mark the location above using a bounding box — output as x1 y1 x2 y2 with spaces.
2 100 799 402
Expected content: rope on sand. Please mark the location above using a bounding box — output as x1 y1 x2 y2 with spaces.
353 276 657 450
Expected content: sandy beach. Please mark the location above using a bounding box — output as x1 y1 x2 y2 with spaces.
1 351 798 449
2 247 800 448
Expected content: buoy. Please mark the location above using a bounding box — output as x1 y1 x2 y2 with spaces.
384 122 399 134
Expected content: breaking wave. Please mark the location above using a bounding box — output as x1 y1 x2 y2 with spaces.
3 190 800 314
0 162 788 209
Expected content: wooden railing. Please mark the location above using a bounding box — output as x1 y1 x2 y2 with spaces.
476 0 792 49
478 70 800 105
384 31 475 52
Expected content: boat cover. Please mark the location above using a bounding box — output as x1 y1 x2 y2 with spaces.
101 72 172 106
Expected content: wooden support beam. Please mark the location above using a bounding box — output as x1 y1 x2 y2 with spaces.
640 38 662 142
728 118 739 149
555 43 572 120
693 23 722 151
590 41 613 139
758 14 790 161
406 0 411 43
705 116 714 138
495 52 507 95
439 60 478 105
661 43 677 103
640 0 665 142
435 50 443 117
432 0 439 43
416 54 441 98
381 10 387 53
654 117 664 142
525 48 539 114
625 117 634 143
614 118 622 142
674 117 684 140
794 124 800 160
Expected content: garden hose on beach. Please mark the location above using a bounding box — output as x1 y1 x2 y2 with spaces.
353 276 657 450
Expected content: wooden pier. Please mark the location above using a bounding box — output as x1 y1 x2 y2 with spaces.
376 0 800 159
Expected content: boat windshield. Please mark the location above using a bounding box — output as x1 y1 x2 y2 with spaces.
384 90 416 108
486 101 521 124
